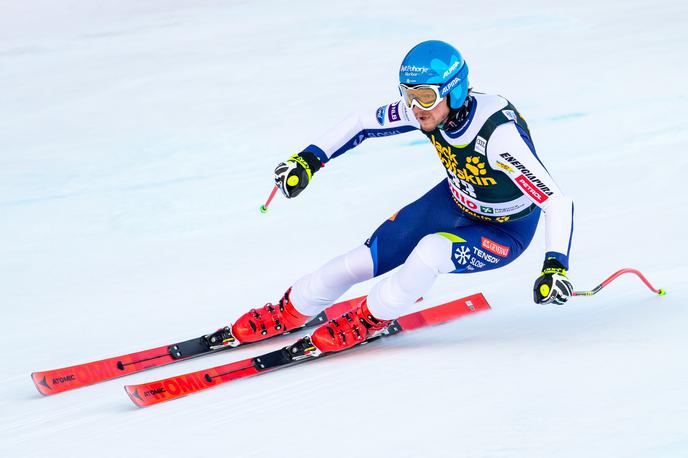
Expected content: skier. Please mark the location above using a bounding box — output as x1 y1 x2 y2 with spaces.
232 40 574 353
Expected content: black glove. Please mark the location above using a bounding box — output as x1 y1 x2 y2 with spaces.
274 152 322 198
533 258 573 305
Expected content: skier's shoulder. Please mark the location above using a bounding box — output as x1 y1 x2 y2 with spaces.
471 92 514 124
472 91 509 107
471 92 531 141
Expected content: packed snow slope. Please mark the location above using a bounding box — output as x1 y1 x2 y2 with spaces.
1 1 687 457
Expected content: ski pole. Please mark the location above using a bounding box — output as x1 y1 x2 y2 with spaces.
573 268 666 297
259 185 278 214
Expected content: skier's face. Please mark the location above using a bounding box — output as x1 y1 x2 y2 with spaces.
412 98 450 132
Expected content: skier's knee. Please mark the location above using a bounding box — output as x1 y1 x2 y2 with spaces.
411 234 455 273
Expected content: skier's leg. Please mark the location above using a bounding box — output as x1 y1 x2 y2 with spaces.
230 200 424 344
310 209 541 352
309 233 457 352
366 233 457 319
233 180 465 344
289 244 374 316
365 181 463 277
231 244 374 344
290 180 457 315
368 209 541 319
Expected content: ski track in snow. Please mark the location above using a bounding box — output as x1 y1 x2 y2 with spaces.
1 1 687 457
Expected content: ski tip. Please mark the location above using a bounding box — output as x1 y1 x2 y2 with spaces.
31 372 52 396
658 288 667 296
124 385 146 408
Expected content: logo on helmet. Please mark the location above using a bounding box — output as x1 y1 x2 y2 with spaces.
439 75 461 97
400 65 429 74
443 61 460 79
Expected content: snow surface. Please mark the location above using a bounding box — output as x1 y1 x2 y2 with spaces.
1 0 687 457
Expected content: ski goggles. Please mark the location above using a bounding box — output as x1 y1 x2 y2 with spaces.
399 84 444 110
399 62 468 110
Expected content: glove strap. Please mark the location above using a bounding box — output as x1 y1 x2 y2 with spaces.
289 152 322 180
541 257 567 276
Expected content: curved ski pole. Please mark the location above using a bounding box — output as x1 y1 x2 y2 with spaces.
259 185 278 214
573 268 666 297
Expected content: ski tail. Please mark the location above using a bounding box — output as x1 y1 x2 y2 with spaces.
124 293 490 407
32 344 173 396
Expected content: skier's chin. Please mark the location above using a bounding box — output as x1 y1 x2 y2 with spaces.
418 120 439 132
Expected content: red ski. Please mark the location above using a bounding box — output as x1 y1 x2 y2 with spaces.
31 295 366 396
124 293 490 407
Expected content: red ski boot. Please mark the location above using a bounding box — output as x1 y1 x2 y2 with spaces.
310 299 391 353
231 288 310 343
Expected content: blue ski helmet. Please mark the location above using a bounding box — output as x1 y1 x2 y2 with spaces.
399 40 469 109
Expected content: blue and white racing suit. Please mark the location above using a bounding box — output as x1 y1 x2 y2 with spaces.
289 92 574 319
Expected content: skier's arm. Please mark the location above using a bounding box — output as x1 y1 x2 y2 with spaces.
486 122 574 270
276 101 419 198
301 100 419 164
